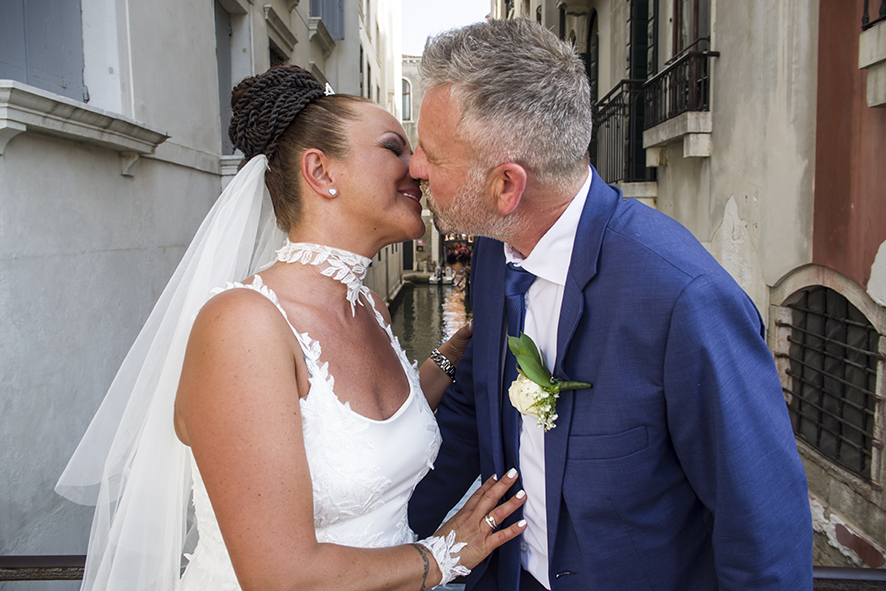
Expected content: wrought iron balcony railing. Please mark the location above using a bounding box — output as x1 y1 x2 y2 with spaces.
591 79 655 184
863 0 886 29
643 50 719 130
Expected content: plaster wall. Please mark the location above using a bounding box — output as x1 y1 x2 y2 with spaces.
402 58 423 149
649 0 818 315
0 132 217 564
402 57 440 271
813 0 886 292
128 0 224 155
710 0 817 285
595 0 622 99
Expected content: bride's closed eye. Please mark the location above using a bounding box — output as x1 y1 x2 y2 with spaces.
381 139 405 156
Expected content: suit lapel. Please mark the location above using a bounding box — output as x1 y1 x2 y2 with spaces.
545 167 622 555
479 241 509 478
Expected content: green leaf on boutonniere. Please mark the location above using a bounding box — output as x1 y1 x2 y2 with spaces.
507 333 591 393
508 333 555 390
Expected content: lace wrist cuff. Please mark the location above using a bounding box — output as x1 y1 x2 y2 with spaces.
417 530 471 586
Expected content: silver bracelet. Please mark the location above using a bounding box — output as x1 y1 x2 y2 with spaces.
430 348 456 381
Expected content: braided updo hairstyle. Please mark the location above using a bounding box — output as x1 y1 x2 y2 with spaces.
229 65 371 233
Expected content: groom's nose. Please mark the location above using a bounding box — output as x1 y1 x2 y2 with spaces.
409 144 429 180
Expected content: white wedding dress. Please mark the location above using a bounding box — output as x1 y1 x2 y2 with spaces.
178 243 442 590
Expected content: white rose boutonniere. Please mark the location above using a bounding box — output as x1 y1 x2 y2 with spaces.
507 333 592 432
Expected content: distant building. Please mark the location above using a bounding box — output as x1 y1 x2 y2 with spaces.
493 0 886 569
0 0 403 564
402 54 440 272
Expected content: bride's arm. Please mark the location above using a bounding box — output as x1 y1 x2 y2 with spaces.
418 321 472 410
367 291 471 411
175 290 520 591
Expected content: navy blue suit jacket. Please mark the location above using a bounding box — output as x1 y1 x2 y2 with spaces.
408 167 812 590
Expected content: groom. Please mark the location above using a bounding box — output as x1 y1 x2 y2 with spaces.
407 19 812 591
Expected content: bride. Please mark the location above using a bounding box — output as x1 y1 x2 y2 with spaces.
56 65 525 591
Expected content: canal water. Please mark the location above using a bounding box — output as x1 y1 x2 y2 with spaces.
389 280 473 365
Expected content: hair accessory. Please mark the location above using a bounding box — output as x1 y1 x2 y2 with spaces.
430 348 456 381
329 188 338 196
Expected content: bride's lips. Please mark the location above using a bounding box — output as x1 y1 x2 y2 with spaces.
399 188 422 206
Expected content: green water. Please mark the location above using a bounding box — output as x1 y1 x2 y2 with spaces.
388 282 473 366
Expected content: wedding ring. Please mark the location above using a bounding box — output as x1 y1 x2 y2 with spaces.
484 514 498 529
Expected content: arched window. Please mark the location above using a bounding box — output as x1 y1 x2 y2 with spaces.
779 286 880 480
402 78 412 121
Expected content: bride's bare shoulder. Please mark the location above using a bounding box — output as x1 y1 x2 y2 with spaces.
192 280 292 344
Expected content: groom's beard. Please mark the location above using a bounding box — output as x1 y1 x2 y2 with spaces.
421 172 523 241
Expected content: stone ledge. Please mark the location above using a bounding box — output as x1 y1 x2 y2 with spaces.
309 63 331 90
0 80 168 171
220 154 244 189
216 0 250 14
859 21 886 107
309 17 336 57
264 4 297 53
614 181 658 210
643 111 712 163
145 141 222 176
859 20 886 69
643 111 712 148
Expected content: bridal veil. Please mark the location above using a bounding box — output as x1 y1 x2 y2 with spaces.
56 155 285 590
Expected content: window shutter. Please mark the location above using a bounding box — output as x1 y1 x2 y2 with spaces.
0 0 87 101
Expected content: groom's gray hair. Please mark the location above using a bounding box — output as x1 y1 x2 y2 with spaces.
421 18 592 186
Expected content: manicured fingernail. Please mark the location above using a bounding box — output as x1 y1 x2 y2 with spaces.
516 489 526 499
492 474 498 481
507 468 517 478
518 520 527 527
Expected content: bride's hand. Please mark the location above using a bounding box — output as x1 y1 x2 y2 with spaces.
433 468 527 571
438 320 473 368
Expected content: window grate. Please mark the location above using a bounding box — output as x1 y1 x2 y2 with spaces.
777 286 880 480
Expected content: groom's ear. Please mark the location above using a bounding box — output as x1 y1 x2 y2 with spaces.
491 163 528 215
301 148 337 198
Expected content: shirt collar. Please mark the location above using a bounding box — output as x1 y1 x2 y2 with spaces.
504 167 592 287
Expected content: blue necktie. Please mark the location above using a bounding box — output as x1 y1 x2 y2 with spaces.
502 262 536 587
502 262 536 468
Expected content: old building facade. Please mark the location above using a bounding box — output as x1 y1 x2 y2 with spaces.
493 0 886 570
0 0 404 577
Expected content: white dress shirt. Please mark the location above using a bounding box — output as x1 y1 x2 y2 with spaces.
503 168 591 589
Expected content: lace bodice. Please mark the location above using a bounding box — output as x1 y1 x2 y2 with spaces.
178 246 441 591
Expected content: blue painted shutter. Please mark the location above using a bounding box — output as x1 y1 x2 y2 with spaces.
0 0 87 101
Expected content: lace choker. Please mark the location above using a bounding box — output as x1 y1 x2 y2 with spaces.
276 241 372 316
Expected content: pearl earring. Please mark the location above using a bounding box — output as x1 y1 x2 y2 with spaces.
328 188 338 196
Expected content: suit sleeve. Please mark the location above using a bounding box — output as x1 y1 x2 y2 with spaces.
408 247 485 538
408 340 483 537
663 273 813 590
